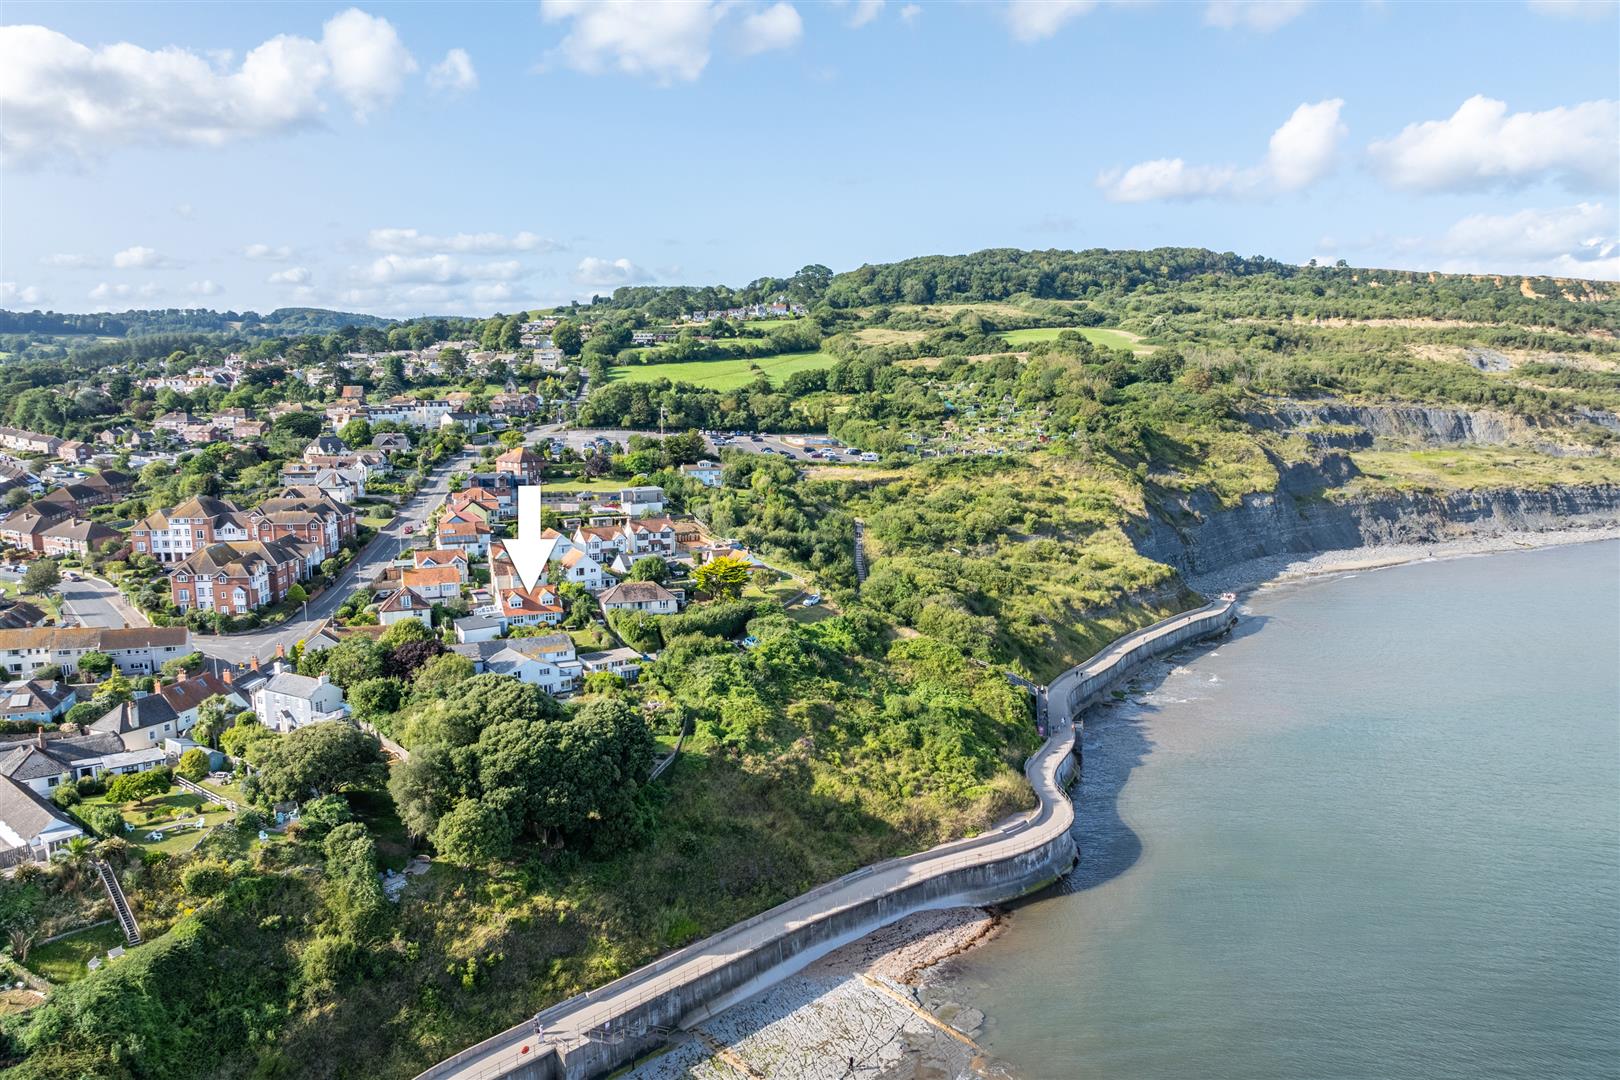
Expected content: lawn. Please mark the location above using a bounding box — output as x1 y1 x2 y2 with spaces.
999 326 1151 353
542 476 628 493
606 350 837 390
25 922 128 985
72 790 236 856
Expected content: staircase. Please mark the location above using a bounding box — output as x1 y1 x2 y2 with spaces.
852 518 869 588
94 860 142 946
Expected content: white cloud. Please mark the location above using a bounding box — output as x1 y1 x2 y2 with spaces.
112 245 172 269
428 47 478 94
1368 96 1619 192
0 9 418 165
738 3 804 54
268 266 313 285
41 253 98 269
1526 0 1615 17
574 256 650 289
1098 98 1345 201
1264 98 1348 190
174 202 194 219
1005 0 1099 42
188 280 225 296
1438 203 1618 277
363 254 522 285
900 3 922 22
848 0 885 28
89 281 160 302
320 8 418 119
0 283 49 306
366 228 560 254
1204 0 1312 31
541 0 728 83
244 243 294 261
472 283 516 304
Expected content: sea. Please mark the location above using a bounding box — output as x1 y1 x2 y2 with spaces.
938 540 1620 1080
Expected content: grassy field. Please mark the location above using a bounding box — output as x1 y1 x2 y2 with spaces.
72 791 236 856
607 350 836 390
541 476 626 493
25 922 128 984
999 326 1150 353
1348 448 1620 492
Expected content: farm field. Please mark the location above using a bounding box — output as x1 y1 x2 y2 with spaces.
999 326 1151 352
606 349 836 390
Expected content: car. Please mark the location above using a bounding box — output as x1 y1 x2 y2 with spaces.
803 593 821 607
64 571 81 582
402 524 415 534
749 434 763 442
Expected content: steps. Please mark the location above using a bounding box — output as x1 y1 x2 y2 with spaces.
852 518 869 588
94 860 142 946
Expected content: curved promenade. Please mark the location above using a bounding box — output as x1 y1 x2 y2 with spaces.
417 597 1238 1080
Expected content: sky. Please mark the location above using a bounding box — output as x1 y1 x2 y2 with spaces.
0 0 1616 317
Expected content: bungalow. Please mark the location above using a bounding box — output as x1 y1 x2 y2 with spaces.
451 613 505 644
88 670 246 751
0 601 48 630
596 580 679 615
373 432 411 454
680 460 724 488
375 587 434 628
251 670 349 733
579 646 643 681
0 770 84 861
0 679 76 724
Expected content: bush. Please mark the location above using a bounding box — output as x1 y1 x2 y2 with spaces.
176 747 211 782
180 859 230 898
83 803 125 837
50 780 81 808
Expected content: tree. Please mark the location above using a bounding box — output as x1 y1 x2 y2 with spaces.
551 321 583 357
75 650 114 678
220 718 276 761
192 694 234 748
581 671 625 696
22 559 60 595
321 822 388 939
287 583 308 604
106 767 172 808
3 487 31 511
0 876 45 963
250 723 385 806
693 556 751 601
321 638 386 690
379 618 434 649
338 418 372 449
430 788 520 866
388 744 460 838
626 555 670 584
176 747 211 782
349 677 402 723
83 803 124 838
409 652 474 700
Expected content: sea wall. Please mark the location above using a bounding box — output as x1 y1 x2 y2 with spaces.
416 600 1239 1080
1134 482 1620 578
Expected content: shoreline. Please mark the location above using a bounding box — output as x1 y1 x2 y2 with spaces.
1184 524 1620 598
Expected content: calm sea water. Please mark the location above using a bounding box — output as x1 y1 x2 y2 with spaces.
943 541 1620 1080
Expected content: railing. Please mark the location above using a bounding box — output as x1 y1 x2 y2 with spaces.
94 859 141 946
175 776 235 811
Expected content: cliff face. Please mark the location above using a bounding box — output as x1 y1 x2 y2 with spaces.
1133 478 1620 577
1240 399 1620 455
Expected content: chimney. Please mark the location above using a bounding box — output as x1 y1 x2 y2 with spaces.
152 676 162 693
176 668 187 682
275 642 286 659
36 726 44 749
221 668 233 685
250 654 260 672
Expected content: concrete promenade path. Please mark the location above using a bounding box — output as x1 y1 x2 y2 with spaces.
420 597 1235 1080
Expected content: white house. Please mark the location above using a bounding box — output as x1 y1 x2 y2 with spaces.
597 580 679 615
621 518 678 557
483 648 577 696
579 647 643 681
376 587 434 628
252 671 349 733
552 547 609 591
619 486 666 516
680 460 724 488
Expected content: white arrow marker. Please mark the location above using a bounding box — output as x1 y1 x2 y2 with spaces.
504 485 557 591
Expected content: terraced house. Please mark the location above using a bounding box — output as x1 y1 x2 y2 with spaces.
0 626 191 678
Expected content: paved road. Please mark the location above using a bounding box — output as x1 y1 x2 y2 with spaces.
196 448 479 665
57 575 150 629
418 598 1237 1080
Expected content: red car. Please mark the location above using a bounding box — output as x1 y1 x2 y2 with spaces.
402 524 415 535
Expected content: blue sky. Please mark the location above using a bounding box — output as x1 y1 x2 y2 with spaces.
1 0 1616 316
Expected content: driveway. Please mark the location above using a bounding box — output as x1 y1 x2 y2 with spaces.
57 575 149 629
197 448 479 665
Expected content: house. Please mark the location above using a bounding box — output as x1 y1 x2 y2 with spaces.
413 549 470 581
0 426 62 456
401 565 462 602
0 626 191 678
0 501 72 552
88 670 245 750
41 518 121 557
494 446 545 487
375 587 434 628
0 768 84 861
436 516 491 556
596 580 679 615
571 524 627 563
553 547 609 591
308 434 346 457
249 490 355 558
234 419 268 441
621 517 678 557
489 393 540 416
280 463 366 503
620 486 666 516
373 432 411 454
0 600 48 630
131 494 251 563
171 538 309 615
0 680 77 724
578 646 643 681
78 470 133 503
482 647 578 696
493 584 564 628
251 670 348 733
680 460 724 488
451 613 505 644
